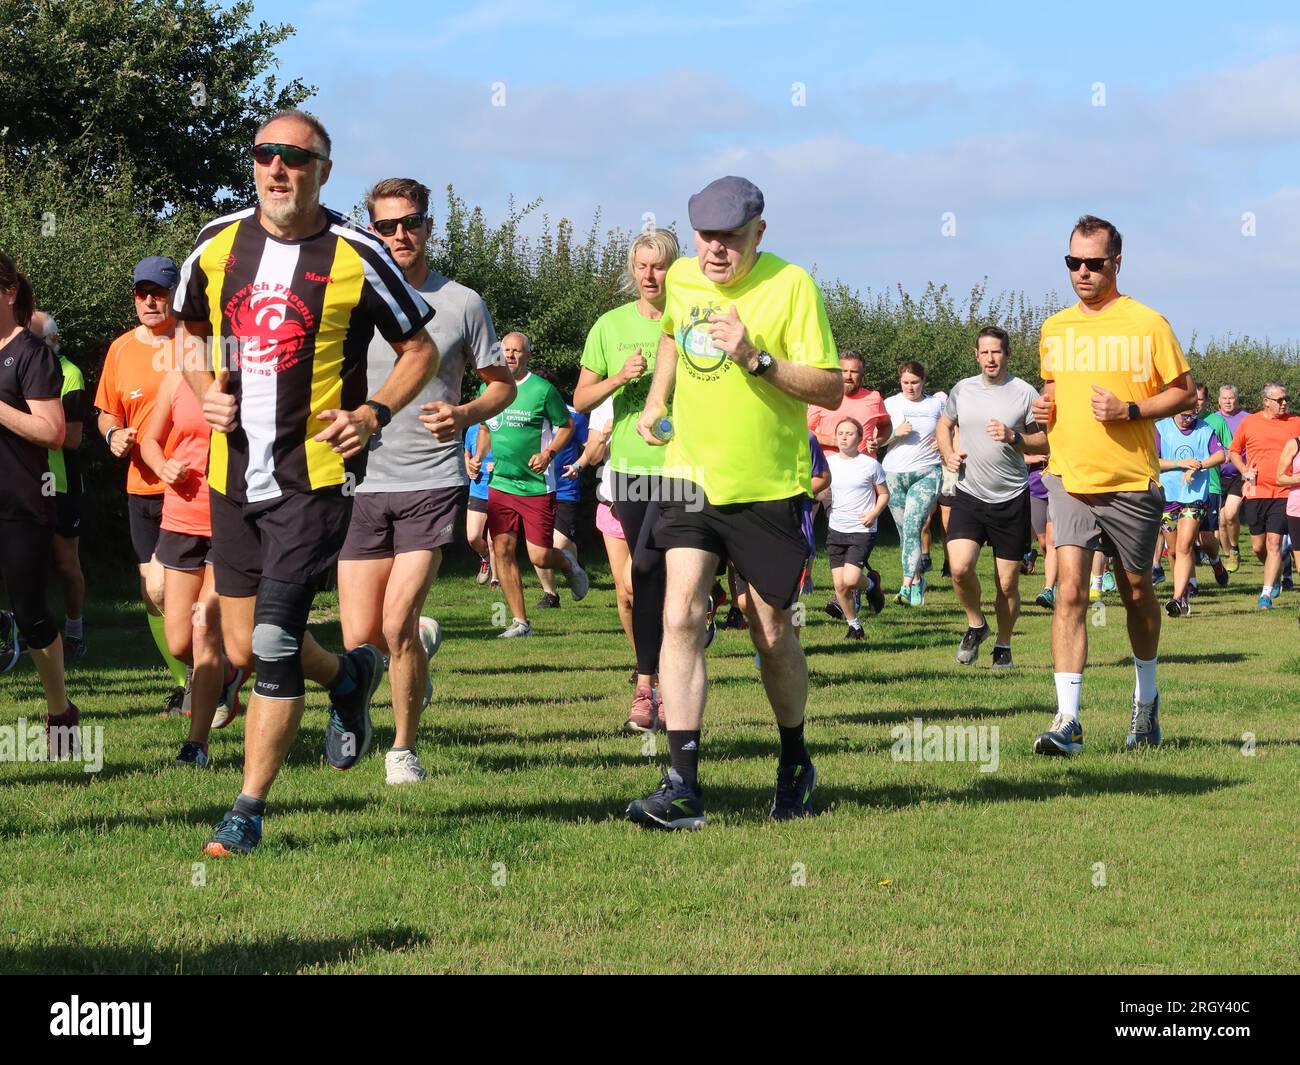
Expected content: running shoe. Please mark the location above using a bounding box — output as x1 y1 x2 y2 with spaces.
489 577 500 589
1035 586 1056 610
419 616 441 711
1089 585 1102 603
1187 578 1199 598
212 667 248 730
1165 596 1183 618
46 701 80 760
1102 570 1117 594
159 684 188 718
1125 693 1161 749
1270 581 1282 600
325 644 382 770
1033 713 1084 757
865 569 885 615
626 769 706 830
175 740 209 767
845 622 865 640
908 579 926 607
824 597 844 620
476 557 491 585
770 761 817 821
1151 565 1165 586
498 619 533 638
956 621 991 665
536 592 561 609
63 634 87 663
1212 560 1230 587
722 605 746 630
800 565 814 596
0 610 18 675
203 811 262 857
624 686 659 734
919 553 933 574
385 748 428 784
562 550 590 601
1283 576 1294 592
895 584 910 607
1225 547 1240 573
1021 547 1038 575
990 645 1014 671
1258 594 1273 610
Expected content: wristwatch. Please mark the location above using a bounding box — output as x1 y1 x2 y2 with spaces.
365 400 392 428
1126 402 1141 422
1012 429 1024 448
750 350 774 376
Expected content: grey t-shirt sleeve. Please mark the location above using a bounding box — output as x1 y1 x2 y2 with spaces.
944 383 960 423
467 295 503 371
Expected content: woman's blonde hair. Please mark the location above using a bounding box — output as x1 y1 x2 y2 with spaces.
622 228 680 296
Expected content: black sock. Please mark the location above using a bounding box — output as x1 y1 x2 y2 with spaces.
233 793 266 819
778 719 809 767
329 652 357 695
668 730 701 789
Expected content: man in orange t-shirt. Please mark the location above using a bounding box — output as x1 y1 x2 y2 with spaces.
1229 383 1297 607
94 256 191 709
807 351 889 457
1031 215 1195 758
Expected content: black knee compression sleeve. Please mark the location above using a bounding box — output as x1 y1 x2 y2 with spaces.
250 577 313 699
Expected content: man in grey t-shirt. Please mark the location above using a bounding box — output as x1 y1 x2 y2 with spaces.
337 178 516 784
936 326 1047 669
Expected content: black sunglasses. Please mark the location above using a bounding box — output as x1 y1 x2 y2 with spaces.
372 212 428 237
1064 255 1111 272
251 142 328 167
1267 394 1290 403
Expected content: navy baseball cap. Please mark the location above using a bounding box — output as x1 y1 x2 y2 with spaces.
133 256 180 290
688 176 765 232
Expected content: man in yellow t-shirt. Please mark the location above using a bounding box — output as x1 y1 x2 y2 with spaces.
1031 215 1195 759
626 176 842 830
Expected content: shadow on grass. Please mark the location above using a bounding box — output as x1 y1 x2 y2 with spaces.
437 770 1237 824
0 926 429 975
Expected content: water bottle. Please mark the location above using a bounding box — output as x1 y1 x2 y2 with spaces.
650 416 674 443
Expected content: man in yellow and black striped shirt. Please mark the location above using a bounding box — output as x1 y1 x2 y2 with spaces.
176 110 440 858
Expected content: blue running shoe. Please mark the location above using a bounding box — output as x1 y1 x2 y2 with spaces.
1151 565 1164 586
909 578 926 607
203 811 262 857
771 761 817 821
1033 713 1084 757
325 645 382 770
1270 582 1282 600
1258 594 1273 610
895 584 910 606
626 769 706 830
1126 693 1162 749
1035 586 1056 610
1102 570 1117 594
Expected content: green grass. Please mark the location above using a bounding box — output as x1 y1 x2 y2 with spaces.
1 541 1297 974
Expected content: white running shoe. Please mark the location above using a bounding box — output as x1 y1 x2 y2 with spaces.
563 550 590 601
385 748 428 785
498 619 533 639
418 616 441 711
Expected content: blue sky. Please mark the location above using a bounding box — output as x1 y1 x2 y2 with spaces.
250 0 1300 343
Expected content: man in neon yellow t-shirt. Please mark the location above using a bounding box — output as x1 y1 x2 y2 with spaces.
1031 215 1195 759
627 176 842 830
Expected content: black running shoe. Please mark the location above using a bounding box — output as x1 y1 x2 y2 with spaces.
845 623 865 640
956 622 991 665
0 610 18 675
865 569 885 615
325 645 382 770
626 770 706 830
723 605 747 630
824 597 844 620
991 645 1014 671
159 685 187 717
203 811 262 857
771 761 817 821
536 592 561 609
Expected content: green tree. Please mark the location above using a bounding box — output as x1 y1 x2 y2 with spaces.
0 0 312 213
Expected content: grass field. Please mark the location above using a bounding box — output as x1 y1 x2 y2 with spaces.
1 539 1297 974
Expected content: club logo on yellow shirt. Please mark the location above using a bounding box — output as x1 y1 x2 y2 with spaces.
678 303 730 379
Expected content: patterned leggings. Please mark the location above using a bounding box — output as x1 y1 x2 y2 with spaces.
886 467 942 580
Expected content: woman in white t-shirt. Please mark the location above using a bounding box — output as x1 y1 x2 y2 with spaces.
824 417 890 638
882 361 946 606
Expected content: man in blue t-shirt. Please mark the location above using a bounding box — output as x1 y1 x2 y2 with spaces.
534 404 590 607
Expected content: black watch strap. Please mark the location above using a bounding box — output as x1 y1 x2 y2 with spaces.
1127 402 1141 422
750 351 774 376
365 400 392 428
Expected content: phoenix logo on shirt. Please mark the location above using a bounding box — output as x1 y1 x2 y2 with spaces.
226 283 315 375
678 303 730 379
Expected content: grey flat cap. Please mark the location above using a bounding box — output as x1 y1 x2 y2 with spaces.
688 175 764 232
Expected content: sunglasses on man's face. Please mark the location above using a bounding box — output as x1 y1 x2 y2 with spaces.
251 142 328 168
372 213 428 237
1267 395 1290 404
1064 255 1111 272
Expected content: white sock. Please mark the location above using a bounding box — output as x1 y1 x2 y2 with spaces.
1134 656 1158 704
1262 584 1272 597
1090 575 1103 591
848 618 863 630
64 617 83 639
1054 672 1083 721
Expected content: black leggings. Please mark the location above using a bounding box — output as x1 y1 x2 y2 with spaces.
612 474 667 678
0 518 58 650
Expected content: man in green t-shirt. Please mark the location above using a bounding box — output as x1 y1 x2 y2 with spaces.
32 311 88 661
1194 383 1232 592
476 333 588 637
626 176 842 830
